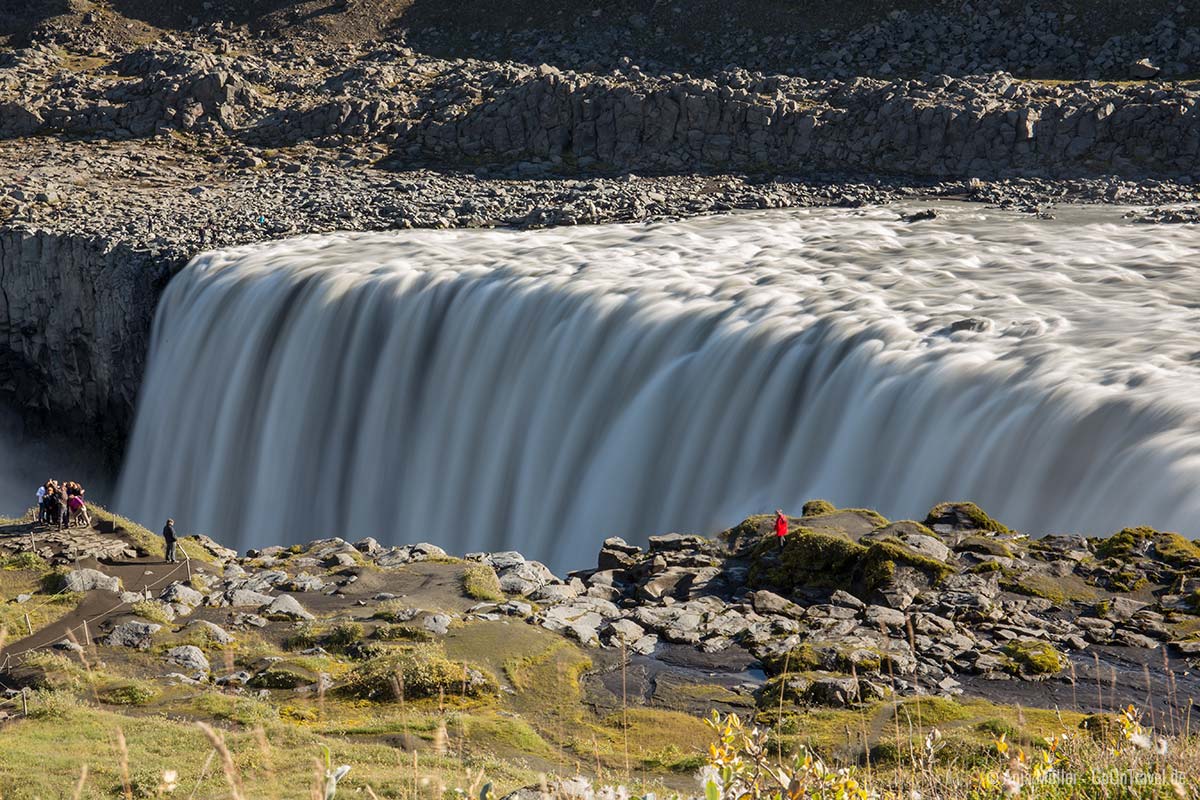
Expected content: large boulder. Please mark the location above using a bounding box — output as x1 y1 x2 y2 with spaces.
63 569 122 593
103 621 162 649
165 645 210 674
262 593 314 620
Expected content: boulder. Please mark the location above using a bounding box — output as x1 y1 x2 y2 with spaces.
165 645 210 674
63 568 121 593
183 620 235 645
228 589 274 607
161 582 204 607
750 590 805 619
262 594 314 620
103 621 161 649
422 613 452 635
1130 58 1161 79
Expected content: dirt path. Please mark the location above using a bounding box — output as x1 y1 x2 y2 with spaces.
0 523 217 668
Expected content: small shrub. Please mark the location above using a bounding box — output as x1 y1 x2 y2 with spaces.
284 621 323 651
372 599 417 623
2 552 48 571
324 620 365 649
20 651 90 690
130 600 173 625
27 688 86 719
339 644 498 702
194 692 278 724
462 563 504 602
373 623 432 642
100 681 159 706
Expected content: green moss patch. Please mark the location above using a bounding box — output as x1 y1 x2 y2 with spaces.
1002 639 1066 675
802 499 837 516
1001 572 1100 604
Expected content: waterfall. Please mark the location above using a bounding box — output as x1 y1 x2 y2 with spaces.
116 205 1200 570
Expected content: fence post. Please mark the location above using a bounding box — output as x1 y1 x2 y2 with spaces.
83 619 91 647
21 688 28 717
23 613 32 636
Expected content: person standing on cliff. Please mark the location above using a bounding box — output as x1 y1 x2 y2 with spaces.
36 483 46 524
163 518 178 564
775 508 788 550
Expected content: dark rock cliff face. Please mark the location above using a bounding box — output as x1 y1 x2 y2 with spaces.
0 229 177 451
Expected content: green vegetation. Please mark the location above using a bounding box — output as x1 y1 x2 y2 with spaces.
751 527 954 597
802 499 837 517
129 599 174 625
1094 526 1157 560
373 622 433 641
99 681 159 706
1002 639 1066 675
2 551 49 571
339 644 498 702
462 562 505 602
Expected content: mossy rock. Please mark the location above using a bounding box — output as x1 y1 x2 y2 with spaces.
338 644 498 702
924 502 1010 535
1002 639 1066 675
750 529 953 597
957 535 1015 559
248 662 318 690
750 528 868 591
1094 526 1157 561
1000 572 1099 604
801 499 837 517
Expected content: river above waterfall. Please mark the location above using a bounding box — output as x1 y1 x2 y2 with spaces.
115 203 1200 570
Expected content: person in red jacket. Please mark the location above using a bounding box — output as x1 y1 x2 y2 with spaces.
775 508 788 550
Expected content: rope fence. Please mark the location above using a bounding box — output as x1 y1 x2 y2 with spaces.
0 526 195 676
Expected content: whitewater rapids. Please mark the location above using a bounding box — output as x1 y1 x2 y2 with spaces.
117 204 1200 569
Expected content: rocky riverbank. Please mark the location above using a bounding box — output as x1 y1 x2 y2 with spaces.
3 500 1198 720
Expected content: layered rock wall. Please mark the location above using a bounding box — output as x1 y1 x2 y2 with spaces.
0 229 175 448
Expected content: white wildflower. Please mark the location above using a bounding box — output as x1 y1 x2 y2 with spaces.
1130 732 1152 751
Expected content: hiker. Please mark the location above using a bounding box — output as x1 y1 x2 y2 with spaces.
68 491 89 528
36 483 46 523
57 482 69 530
42 489 61 531
163 518 178 564
775 508 788 550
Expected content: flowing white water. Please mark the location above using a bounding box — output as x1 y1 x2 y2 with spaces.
117 204 1200 569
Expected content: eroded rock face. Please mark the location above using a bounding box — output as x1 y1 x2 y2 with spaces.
0 230 175 446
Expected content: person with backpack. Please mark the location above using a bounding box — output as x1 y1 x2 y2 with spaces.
163 518 178 563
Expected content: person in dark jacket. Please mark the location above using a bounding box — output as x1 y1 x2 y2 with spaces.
163 518 178 563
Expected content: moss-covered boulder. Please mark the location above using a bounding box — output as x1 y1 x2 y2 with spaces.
801 499 837 517
924 502 1010 535
1002 639 1066 676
